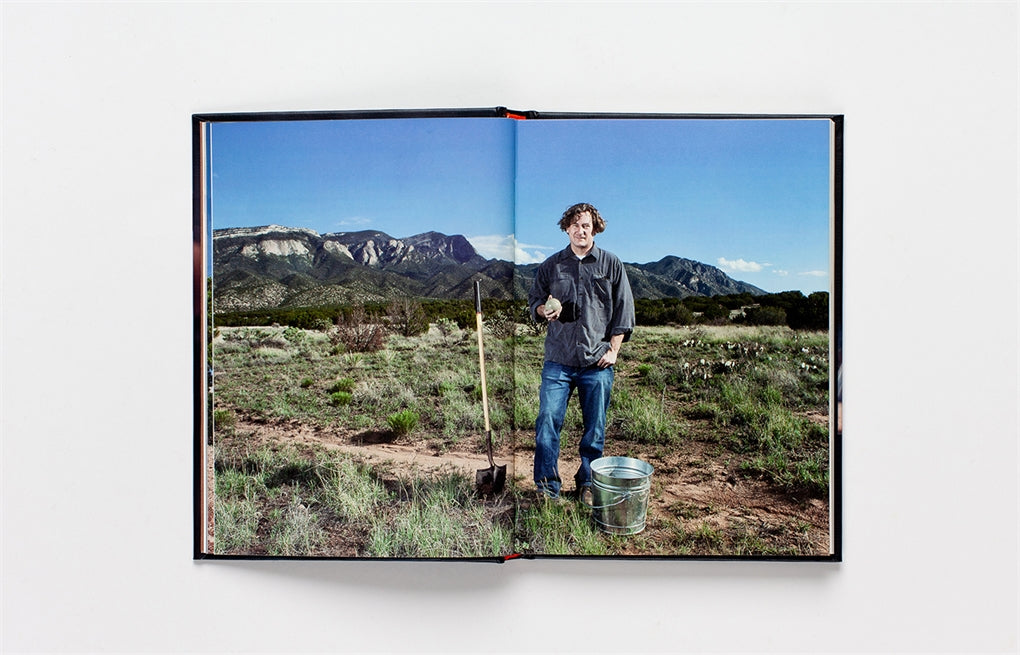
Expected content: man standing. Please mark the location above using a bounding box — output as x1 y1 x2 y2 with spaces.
528 203 635 502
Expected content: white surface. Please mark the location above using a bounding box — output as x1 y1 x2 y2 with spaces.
2 2 1016 653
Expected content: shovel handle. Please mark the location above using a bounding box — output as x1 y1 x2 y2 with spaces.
474 280 491 434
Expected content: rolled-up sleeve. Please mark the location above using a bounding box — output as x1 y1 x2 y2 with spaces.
608 258 635 342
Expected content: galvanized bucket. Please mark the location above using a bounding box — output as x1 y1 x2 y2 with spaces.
590 456 654 535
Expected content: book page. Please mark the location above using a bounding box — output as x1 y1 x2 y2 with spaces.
511 116 838 557
198 112 520 558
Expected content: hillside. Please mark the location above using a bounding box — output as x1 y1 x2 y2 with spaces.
212 225 765 312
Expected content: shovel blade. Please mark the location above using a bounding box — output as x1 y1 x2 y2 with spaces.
475 464 507 496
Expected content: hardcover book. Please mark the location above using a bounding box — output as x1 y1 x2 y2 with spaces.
193 108 843 560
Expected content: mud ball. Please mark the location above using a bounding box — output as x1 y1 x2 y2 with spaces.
544 298 562 313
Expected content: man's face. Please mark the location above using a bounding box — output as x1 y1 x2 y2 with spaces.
567 211 594 253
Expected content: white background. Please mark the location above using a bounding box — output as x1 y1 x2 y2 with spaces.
2 3 1016 653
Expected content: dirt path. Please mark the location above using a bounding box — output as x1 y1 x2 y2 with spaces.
225 418 518 480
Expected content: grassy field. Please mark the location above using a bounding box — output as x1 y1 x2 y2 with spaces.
209 320 832 558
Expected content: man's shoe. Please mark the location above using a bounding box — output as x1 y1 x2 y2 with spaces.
537 486 560 502
578 486 594 507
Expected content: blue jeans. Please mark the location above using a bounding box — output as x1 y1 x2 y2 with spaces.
534 361 615 497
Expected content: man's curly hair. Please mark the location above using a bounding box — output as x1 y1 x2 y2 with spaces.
558 202 606 234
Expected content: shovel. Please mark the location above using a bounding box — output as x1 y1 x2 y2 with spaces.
473 280 507 495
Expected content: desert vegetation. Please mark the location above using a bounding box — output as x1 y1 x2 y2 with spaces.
209 301 832 558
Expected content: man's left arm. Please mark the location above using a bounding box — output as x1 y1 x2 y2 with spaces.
598 253 635 369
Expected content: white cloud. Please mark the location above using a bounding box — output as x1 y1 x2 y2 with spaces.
467 234 552 264
717 257 764 273
336 216 372 228
515 249 549 265
774 269 790 277
799 270 828 278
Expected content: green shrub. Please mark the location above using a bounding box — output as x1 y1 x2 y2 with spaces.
310 317 333 331
299 377 314 389
329 391 353 406
435 317 460 339
327 377 356 394
282 326 306 344
213 408 236 432
387 409 419 436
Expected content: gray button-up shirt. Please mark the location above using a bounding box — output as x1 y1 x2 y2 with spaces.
528 243 636 368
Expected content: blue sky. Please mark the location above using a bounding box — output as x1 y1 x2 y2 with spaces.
208 116 833 293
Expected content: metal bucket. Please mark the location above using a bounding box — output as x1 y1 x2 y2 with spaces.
590 456 654 535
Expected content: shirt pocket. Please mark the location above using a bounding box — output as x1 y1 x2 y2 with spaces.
592 275 612 306
550 271 573 303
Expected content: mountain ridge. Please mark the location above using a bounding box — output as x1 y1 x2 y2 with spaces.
212 225 766 313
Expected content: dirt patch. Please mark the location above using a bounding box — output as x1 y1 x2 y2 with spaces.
217 417 518 482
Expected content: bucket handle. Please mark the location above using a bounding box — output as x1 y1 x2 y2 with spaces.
587 488 648 510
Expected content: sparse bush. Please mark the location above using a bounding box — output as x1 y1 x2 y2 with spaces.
388 298 429 337
518 304 547 336
299 378 314 389
329 306 385 353
486 310 517 340
435 317 463 344
268 496 324 556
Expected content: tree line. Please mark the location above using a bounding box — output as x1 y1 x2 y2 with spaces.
213 291 829 332
213 298 516 332
636 291 829 331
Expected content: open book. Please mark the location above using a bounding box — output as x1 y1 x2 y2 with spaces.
193 108 843 560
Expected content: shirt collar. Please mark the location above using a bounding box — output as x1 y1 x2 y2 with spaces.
558 242 600 262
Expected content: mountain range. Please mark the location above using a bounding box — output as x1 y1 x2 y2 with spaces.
212 225 765 313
